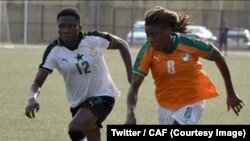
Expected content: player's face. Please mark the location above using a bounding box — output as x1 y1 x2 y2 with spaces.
57 16 81 44
145 25 171 51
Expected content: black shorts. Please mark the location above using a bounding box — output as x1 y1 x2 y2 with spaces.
70 96 115 128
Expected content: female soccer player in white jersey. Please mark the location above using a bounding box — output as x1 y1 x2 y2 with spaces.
25 7 132 141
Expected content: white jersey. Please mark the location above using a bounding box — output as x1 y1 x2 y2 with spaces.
39 31 120 108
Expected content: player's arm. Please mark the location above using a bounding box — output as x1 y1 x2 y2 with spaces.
207 47 245 116
25 69 49 118
125 74 144 124
109 34 132 83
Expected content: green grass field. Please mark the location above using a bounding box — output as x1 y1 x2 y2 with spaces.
0 46 249 141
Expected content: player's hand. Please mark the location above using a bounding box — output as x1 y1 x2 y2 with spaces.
125 113 136 125
227 93 245 116
25 97 40 118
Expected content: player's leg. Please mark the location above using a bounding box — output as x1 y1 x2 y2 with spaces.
68 96 115 141
84 96 115 141
69 107 98 141
68 105 87 141
85 127 101 141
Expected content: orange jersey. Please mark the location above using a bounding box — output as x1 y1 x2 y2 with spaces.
133 33 219 109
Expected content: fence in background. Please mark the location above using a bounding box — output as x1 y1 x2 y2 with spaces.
3 3 250 45
0 1 11 43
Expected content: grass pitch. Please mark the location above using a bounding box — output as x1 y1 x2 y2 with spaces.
0 46 249 141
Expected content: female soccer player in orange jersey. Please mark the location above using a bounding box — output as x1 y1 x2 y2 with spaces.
125 6 245 125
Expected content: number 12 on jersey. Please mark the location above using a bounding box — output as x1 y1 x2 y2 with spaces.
75 61 91 74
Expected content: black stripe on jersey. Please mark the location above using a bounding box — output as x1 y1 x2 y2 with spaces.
86 30 112 48
86 30 111 41
39 40 58 73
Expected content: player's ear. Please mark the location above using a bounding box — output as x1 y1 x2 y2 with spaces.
79 25 82 31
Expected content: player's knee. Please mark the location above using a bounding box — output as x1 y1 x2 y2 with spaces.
68 119 82 131
68 130 85 141
69 118 97 131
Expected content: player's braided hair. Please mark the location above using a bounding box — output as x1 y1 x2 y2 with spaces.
145 6 191 34
57 7 80 24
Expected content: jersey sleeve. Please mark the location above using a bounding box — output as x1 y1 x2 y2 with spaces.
133 42 152 77
178 35 215 59
39 42 57 73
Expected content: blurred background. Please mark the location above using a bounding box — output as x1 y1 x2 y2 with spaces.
1 0 250 48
